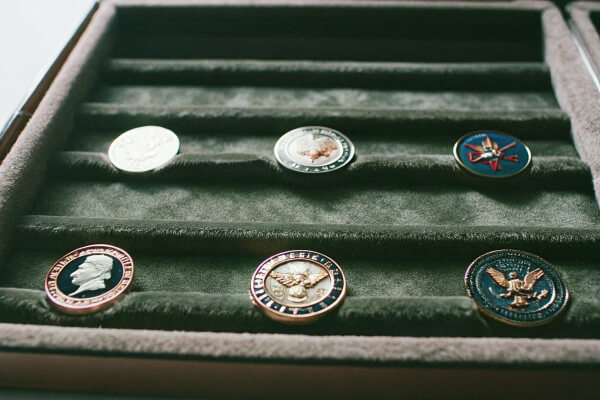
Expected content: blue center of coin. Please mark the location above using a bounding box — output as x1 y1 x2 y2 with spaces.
57 255 123 299
455 131 530 177
465 250 568 326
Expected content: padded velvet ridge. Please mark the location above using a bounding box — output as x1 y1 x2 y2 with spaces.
105 59 553 91
49 152 591 190
15 216 600 259
76 104 571 140
0 288 597 338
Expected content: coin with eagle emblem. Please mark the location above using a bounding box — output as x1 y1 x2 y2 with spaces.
453 130 531 178
250 250 347 324
465 249 569 327
274 126 355 173
45 244 134 314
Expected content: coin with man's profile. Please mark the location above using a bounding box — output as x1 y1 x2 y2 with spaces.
45 244 134 314
250 250 347 324
108 125 179 172
274 126 355 173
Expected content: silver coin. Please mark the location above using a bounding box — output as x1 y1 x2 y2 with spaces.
274 126 355 173
108 126 180 172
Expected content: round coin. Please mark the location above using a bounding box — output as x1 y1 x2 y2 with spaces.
108 126 180 172
465 249 569 327
45 244 134 314
250 250 347 324
274 126 355 173
453 130 531 178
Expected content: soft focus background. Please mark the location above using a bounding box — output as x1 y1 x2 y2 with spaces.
0 0 96 133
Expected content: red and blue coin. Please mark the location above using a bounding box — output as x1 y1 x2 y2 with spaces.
453 131 531 178
464 249 569 327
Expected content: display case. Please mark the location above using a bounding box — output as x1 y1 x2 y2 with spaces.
0 1 598 398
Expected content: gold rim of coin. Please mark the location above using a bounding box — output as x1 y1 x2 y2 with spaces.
250 250 347 324
452 130 532 179
45 244 134 315
108 125 180 173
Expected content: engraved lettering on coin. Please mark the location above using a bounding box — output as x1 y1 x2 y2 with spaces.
274 126 355 173
464 249 568 327
45 244 134 315
108 126 180 172
266 261 332 307
250 250 347 324
69 254 114 296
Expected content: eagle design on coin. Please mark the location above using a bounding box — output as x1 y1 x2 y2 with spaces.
269 270 328 302
486 267 549 308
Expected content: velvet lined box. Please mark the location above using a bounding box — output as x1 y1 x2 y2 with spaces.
0 0 599 398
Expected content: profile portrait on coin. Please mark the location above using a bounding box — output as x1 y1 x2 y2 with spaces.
46 245 134 314
69 254 114 296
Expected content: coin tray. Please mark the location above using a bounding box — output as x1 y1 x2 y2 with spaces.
0 0 598 397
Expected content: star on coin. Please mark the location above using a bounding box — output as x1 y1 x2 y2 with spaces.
453 131 531 178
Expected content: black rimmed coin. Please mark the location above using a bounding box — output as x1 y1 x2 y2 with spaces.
250 250 347 324
453 130 531 178
108 125 179 172
45 244 134 314
465 249 569 327
274 126 354 173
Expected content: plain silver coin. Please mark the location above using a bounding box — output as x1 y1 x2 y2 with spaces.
108 126 180 172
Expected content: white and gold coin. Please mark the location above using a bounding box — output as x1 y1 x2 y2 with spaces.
274 126 354 173
108 126 179 172
250 250 347 324
45 244 134 314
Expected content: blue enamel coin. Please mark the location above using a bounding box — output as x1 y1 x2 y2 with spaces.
465 249 569 327
453 131 531 178
250 250 347 324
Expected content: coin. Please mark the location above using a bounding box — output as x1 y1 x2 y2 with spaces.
108 126 179 172
453 130 531 178
274 126 355 173
464 249 569 327
250 250 347 324
45 244 134 314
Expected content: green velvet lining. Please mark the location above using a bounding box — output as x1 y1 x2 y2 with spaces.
105 59 553 91
76 105 571 140
113 6 543 61
1 2 598 343
31 180 599 228
91 85 558 111
66 133 579 157
50 153 590 191
15 216 600 264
